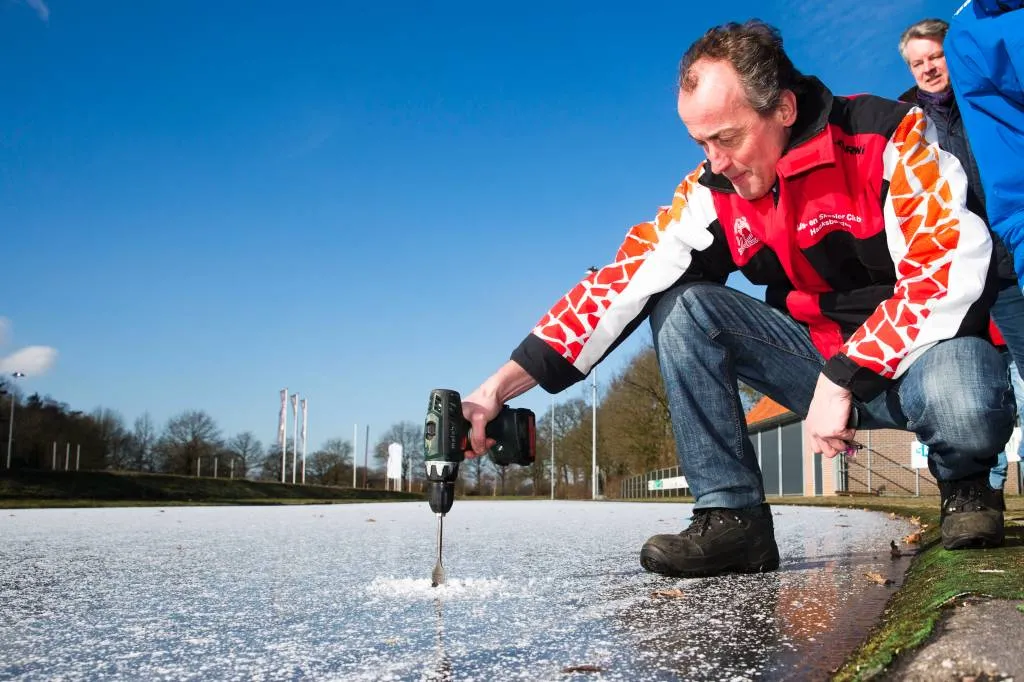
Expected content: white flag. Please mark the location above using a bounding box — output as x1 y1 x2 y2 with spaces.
278 388 287 447
386 443 403 480
300 398 308 447
291 393 298 417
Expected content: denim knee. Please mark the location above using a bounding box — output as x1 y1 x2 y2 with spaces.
901 339 1015 476
651 283 718 338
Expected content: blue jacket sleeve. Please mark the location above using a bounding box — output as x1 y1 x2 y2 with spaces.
946 5 1024 283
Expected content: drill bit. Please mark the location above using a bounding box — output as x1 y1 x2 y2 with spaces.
431 513 446 587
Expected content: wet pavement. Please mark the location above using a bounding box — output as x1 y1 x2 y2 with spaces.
0 501 913 681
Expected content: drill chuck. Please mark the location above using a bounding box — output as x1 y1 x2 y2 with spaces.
426 460 459 515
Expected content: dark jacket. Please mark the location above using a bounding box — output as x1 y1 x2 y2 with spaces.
899 85 1015 282
899 86 986 217
513 78 998 401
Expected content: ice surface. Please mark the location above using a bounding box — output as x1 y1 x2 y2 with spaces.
0 502 912 681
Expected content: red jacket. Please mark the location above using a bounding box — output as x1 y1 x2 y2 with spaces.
512 78 998 400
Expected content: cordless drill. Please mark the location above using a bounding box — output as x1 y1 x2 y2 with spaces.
423 388 536 585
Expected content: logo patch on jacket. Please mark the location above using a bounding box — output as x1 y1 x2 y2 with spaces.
835 139 866 155
733 216 760 255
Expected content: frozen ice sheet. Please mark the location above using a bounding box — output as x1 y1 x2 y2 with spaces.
0 501 912 681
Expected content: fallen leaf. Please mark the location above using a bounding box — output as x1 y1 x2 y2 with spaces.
903 531 922 544
864 572 894 586
366 518 376 523
888 512 897 520
909 515 922 527
650 588 685 599
562 664 603 673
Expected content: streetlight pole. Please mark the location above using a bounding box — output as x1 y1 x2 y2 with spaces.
586 266 599 500
591 367 598 499
5 372 26 469
550 394 555 500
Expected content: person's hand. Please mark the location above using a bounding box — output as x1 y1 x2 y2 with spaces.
805 373 856 458
459 360 539 457
460 387 501 457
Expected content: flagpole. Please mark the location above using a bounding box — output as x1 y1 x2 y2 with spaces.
291 393 299 484
363 424 369 488
352 423 358 488
301 398 308 485
279 388 288 483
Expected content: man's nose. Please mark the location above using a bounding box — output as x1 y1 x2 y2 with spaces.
707 147 732 175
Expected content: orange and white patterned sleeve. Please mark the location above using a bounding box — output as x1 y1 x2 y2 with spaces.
510 164 735 393
822 107 995 399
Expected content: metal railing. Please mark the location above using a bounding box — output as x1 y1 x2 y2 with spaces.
620 466 691 499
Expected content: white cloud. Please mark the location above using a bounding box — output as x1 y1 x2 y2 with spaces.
0 346 58 376
0 318 58 377
23 0 50 22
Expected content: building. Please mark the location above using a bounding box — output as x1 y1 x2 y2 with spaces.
745 397 1023 497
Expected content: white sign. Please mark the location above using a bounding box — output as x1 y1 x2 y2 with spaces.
911 427 1020 468
1006 426 1021 463
647 476 688 491
910 440 929 470
386 443 403 481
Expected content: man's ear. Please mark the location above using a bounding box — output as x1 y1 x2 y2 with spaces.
777 89 798 127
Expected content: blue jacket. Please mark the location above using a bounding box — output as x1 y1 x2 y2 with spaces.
946 2 1024 281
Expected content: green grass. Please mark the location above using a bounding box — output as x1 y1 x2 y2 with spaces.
0 469 419 507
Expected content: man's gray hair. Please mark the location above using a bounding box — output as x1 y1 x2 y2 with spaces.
678 20 804 117
898 18 950 62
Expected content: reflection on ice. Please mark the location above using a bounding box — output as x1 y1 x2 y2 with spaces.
367 576 516 600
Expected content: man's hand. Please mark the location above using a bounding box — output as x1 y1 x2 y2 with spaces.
461 361 538 456
460 388 501 457
805 373 856 458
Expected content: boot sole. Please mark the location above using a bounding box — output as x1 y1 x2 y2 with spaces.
640 544 780 578
942 531 1005 550
941 511 1004 550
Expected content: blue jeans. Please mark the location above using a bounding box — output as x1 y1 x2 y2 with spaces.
650 283 1015 510
989 281 1024 489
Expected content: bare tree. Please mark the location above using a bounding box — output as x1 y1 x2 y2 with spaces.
224 431 262 479
90 407 131 470
307 437 352 485
128 412 157 472
155 410 222 475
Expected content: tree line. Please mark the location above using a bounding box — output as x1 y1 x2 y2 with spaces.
0 341 761 496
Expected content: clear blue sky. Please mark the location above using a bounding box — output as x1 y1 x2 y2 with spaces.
2 0 956 454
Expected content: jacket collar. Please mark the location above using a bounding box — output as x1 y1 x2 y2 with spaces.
898 85 918 104
698 76 836 194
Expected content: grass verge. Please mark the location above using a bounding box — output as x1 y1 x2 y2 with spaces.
775 495 1024 681
0 469 419 507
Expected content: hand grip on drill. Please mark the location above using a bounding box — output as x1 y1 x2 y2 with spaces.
423 388 536 515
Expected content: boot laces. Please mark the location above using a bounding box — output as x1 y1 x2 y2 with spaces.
944 481 989 513
680 509 736 537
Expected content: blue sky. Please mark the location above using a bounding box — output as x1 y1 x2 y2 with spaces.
1 0 956 454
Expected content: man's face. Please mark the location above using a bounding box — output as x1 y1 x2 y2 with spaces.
677 59 795 201
904 37 949 93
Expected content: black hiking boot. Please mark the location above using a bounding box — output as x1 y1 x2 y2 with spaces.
639 503 780 578
939 474 1004 550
